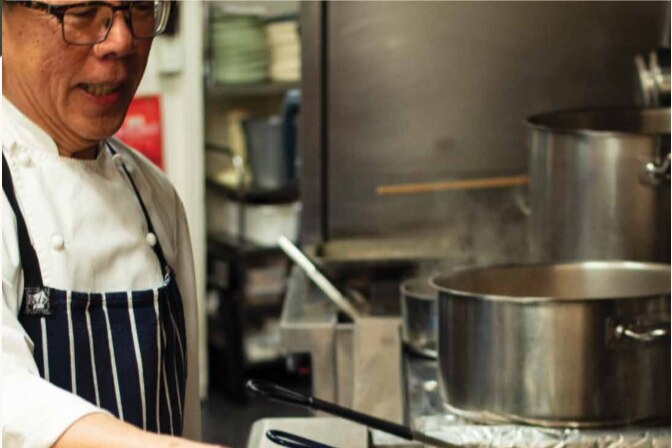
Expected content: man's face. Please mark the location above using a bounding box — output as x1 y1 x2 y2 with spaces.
2 1 154 155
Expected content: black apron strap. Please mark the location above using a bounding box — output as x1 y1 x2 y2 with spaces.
2 153 44 288
105 142 171 276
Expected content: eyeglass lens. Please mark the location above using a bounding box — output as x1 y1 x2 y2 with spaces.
62 2 161 45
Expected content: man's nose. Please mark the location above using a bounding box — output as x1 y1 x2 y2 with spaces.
95 11 136 58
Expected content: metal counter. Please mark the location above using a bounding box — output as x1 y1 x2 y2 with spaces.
247 417 368 448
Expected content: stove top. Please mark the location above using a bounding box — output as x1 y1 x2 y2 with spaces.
396 353 671 448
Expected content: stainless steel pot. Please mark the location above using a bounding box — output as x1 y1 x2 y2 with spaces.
432 261 671 428
400 278 438 358
526 108 670 263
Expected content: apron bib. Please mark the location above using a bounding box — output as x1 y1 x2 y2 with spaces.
2 144 187 435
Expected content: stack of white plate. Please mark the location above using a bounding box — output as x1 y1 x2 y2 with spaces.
265 17 301 82
211 13 268 84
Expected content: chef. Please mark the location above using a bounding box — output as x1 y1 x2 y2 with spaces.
2 1 223 447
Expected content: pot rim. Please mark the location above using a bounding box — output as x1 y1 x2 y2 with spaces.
524 106 670 138
430 260 671 303
400 277 438 301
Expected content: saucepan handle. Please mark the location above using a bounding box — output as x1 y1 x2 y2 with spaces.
247 380 414 441
615 320 671 343
266 430 335 448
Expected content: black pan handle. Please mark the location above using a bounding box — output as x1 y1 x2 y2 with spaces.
266 430 336 448
247 380 414 441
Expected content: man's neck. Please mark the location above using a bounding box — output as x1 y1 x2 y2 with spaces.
59 145 99 160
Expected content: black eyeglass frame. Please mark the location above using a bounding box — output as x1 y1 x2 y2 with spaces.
12 1 171 46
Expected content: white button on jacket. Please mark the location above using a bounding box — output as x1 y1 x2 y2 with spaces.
113 153 125 168
2 96 202 448
146 232 158 247
50 234 65 251
18 151 31 168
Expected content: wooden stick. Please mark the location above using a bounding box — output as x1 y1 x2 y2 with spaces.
376 175 530 196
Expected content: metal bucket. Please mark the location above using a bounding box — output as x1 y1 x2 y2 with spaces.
432 261 671 428
243 116 292 190
526 107 670 263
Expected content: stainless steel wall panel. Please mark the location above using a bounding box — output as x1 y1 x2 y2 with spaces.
299 2 326 245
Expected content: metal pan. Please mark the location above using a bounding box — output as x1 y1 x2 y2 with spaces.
432 261 671 427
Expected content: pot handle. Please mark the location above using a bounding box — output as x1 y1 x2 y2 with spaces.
640 152 671 186
514 184 531 217
615 322 670 342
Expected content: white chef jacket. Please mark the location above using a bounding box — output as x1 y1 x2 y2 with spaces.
1 96 202 447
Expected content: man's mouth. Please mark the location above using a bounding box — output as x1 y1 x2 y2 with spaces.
80 82 122 97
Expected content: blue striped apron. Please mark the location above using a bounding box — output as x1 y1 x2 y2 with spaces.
2 144 187 435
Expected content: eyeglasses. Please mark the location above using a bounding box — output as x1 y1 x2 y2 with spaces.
14 1 171 46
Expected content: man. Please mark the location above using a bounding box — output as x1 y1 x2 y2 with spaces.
2 1 223 446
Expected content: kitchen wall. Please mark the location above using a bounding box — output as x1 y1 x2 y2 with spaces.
300 1 668 266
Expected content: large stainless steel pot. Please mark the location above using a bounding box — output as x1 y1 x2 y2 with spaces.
432 261 671 428
526 108 670 263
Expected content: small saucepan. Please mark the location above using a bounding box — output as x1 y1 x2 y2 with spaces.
400 277 438 358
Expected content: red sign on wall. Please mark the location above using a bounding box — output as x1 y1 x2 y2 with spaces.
115 95 163 169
